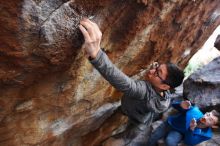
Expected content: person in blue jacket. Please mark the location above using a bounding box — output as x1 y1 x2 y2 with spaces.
146 100 220 146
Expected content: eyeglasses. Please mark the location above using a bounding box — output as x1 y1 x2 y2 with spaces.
150 62 168 85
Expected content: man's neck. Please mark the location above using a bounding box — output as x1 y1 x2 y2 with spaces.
160 91 164 97
154 87 165 97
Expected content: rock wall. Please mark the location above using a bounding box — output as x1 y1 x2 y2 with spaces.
184 56 220 109
0 0 220 145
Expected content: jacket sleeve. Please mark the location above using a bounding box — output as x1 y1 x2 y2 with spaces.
90 49 146 99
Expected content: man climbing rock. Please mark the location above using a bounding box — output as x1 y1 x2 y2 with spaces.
79 18 184 145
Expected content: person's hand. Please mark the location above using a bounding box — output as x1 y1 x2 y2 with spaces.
190 118 197 131
180 100 191 109
79 18 102 59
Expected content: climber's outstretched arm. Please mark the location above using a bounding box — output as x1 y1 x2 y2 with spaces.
79 18 146 98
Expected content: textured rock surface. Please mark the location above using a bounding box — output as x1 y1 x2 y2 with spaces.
184 56 220 109
0 0 220 145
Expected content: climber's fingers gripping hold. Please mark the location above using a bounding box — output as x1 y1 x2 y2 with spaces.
79 18 102 59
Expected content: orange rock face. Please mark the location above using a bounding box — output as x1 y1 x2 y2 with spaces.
0 0 220 145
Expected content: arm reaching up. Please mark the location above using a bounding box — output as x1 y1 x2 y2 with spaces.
79 18 146 98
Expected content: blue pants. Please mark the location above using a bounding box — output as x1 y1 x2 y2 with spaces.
146 121 183 146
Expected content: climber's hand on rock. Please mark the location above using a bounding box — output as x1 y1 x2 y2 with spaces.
79 18 102 59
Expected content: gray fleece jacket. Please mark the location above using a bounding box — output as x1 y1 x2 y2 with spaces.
90 49 171 127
